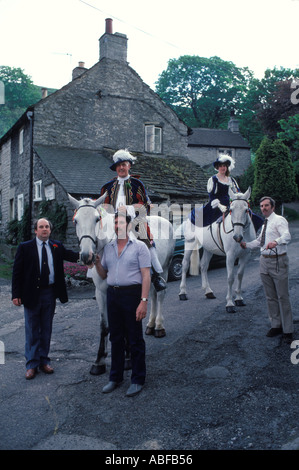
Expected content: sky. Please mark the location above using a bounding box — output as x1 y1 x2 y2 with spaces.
0 0 299 91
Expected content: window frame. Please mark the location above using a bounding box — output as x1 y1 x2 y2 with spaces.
144 124 162 154
34 180 42 201
17 194 24 221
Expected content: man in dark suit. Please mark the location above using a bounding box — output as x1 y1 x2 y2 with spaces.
12 218 79 379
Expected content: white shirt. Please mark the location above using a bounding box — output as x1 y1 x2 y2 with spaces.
36 238 55 284
116 176 136 219
246 212 291 255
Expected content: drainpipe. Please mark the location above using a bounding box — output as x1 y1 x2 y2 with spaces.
26 110 33 234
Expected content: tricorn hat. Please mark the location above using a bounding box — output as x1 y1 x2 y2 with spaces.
110 149 137 171
213 154 235 171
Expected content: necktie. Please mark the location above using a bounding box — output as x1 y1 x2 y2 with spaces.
260 219 268 246
40 242 50 287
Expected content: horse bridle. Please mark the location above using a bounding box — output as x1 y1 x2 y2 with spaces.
223 198 252 234
74 203 100 248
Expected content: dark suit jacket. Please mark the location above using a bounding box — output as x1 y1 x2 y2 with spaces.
12 238 79 309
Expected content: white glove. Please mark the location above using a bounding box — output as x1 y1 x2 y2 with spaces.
211 199 220 209
218 203 227 213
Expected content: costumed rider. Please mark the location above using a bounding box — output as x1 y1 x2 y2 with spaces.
189 154 240 227
100 149 167 292
190 154 263 233
206 154 240 225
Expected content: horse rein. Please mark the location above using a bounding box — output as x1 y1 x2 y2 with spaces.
210 199 252 252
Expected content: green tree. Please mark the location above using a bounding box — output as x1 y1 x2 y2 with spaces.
0 66 41 137
277 113 299 161
255 67 299 139
155 55 254 129
252 137 298 206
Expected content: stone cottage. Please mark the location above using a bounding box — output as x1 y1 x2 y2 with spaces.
0 19 250 248
0 19 209 247
187 114 251 176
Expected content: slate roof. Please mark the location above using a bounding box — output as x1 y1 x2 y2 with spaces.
35 145 111 196
188 128 250 149
34 145 209 204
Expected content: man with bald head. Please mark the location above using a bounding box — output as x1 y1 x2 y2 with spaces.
12 218 79 379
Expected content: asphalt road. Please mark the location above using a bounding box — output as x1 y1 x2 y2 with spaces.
0 222 299 454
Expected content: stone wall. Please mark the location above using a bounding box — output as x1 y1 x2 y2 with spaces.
33 59 188 158
187 146 251 177
0 140 11 240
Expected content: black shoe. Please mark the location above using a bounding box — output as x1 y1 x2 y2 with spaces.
151 272 167 292
266 327 283 337
282 333 293 344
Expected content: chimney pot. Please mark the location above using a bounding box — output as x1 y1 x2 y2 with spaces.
78 61 85 68
105 18 113 34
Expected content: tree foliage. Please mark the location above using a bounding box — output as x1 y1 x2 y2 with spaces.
252 138 298 206
155 55 253 129
255 73 299 140
0 66 42 137
277 114 299 161
155 60 299 153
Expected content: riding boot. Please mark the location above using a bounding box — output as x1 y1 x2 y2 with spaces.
151 268 167 292
150 247 166 292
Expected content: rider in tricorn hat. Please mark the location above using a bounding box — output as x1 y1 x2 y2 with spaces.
100 149 166 292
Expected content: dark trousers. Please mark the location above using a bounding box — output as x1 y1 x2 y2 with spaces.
107 285 146 385
24 287 56 369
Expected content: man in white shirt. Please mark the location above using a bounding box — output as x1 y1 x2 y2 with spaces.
95 211 151 397
241 197 294 343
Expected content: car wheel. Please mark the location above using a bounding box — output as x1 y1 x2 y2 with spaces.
168 257 183 281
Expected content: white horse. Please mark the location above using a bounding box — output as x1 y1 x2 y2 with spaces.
68 194 175 375
179 187 255 313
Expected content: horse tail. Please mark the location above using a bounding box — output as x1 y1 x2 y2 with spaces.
189 241 200 276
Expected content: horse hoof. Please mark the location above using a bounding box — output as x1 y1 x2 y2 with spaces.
90 364 106 375
226 306 236 313
206 292 216 299
145 326 155 336
179 294 188 301
124 359 132 370
235 300 246 306
154 329 166 338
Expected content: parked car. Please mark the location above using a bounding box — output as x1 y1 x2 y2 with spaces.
168 237 226 282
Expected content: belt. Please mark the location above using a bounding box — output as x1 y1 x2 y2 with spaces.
108 284 142 290
262 253 286 259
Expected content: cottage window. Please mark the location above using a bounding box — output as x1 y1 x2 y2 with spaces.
34 180 42 201
145 124 162 153
17 194 24 221
45 183 55 201
19 129 24 154
218 149 233 158
9 198 15 220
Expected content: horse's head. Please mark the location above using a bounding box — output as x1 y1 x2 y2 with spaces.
228 187 251 243
68 193 107 265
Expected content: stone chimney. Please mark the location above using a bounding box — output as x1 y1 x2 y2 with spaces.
72 61 88 80
99 18 128 62
228 112 240 133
